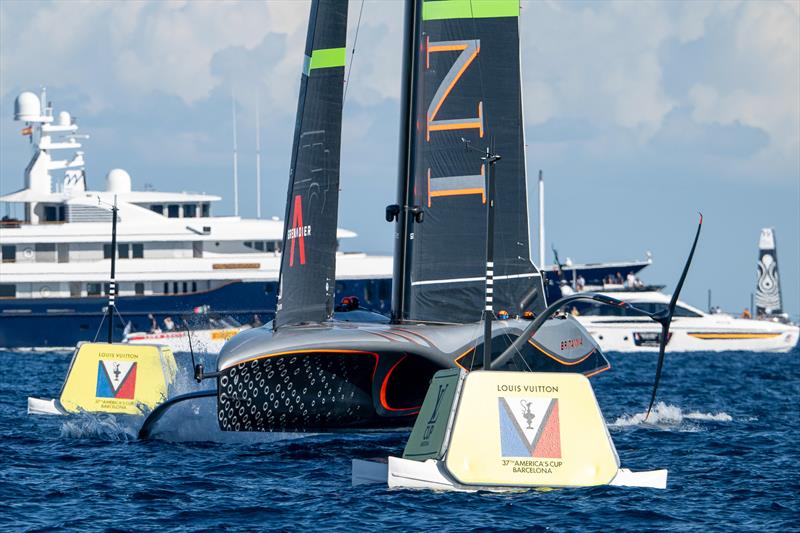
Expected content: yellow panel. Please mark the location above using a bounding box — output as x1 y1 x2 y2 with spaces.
59 342 176 415
444 371 619 487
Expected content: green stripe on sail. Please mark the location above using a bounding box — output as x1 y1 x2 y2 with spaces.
309 47 346 70
422 0 519 20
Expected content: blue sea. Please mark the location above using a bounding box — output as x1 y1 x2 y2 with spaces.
1 348 798 532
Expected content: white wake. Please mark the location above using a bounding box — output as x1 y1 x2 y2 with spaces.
609 401 732 431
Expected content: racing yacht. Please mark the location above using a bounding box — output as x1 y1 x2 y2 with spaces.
192 0 629 433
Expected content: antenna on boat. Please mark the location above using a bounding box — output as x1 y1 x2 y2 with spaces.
98 195 119 343
255 93 262 219
182 319 203 383
463 137 501 370
538 170 545 268
232 92 239 216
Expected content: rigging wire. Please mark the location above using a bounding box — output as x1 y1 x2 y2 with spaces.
342 0 366 107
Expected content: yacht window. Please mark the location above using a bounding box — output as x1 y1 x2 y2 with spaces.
69 282 81 297
266 241 276 252
104 283 111 295
87 283 102 296
182 282 188 293
132 243 144 258
244 241 253 249
201 203 210 217
168 205 180 218
103 244 113 259
379 279 391 301
43 205 64 222
163 282 169 294
2 245 16 263
364 281 374 303
35 243 57 263
118 243 129 259
184 204 197 218
0 284 15 298
674 305 701 318
135 282 145 295
255 241 265 251
173 282 179 294
571 302 627 317
192 281 197 292
150 205 164 215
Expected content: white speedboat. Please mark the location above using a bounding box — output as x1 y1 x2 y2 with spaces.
571 227 797 353
573 290 798 353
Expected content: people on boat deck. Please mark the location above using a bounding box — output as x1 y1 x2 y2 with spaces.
560 280 575 297
741 308 752 319
163 316 175 331
147 313 161 334
251 314 263 327
576 275 586 292
615 272 624 284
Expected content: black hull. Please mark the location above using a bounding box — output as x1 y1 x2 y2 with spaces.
217 351 438 431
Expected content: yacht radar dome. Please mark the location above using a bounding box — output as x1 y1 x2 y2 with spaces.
105 168 132 193
57 111 72 126
14 91 41 121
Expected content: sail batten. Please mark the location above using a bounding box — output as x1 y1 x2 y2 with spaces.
275 0 348 329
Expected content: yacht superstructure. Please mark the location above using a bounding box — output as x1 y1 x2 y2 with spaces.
0 90 392 348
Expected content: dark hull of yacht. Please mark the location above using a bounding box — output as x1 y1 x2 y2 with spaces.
215 317 608 431
0 278 391 349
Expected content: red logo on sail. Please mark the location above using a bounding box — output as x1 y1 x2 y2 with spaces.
288 194 310 266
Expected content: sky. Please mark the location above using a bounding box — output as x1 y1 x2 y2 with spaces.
1 0 798 319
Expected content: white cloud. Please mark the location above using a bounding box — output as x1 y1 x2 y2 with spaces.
1 0 797 175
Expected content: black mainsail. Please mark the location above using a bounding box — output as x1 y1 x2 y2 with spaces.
275 0 348 328
394 0 544 323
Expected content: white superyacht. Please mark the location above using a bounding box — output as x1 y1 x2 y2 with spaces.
0 90 392 349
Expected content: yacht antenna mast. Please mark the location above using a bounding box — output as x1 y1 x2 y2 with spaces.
463 137 501 370
232 93 239 216
538 170 545 267
255 94 262 218
104 195 118 343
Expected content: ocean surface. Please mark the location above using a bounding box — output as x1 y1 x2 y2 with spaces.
1 347 798 532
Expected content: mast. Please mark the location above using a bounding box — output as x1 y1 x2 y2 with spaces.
232 93 239 216
482 142 500 370
538 170 545 268
256 94 262 219
391 0 420 323
107 196 118 343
